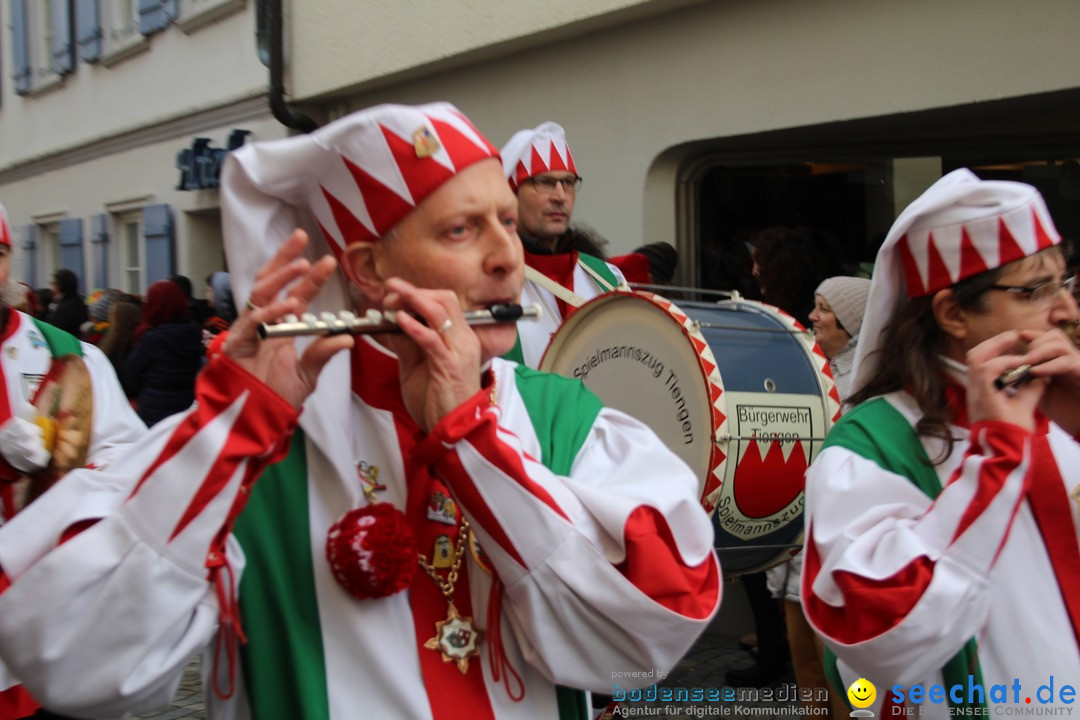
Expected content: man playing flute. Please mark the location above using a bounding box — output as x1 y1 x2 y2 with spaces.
0 103 720 720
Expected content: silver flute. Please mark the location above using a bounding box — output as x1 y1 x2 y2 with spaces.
258 303 542 339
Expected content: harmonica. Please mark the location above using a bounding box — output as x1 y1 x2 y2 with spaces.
994 364 1033 391
992 323 1080 390
258 303 542 339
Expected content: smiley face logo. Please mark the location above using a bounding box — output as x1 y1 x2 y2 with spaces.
847 678 876 709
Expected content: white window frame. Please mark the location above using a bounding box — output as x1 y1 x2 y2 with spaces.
29 209 70 288
105 196 153 294
101 0 149 67
178 0 246 34
25 1 63 95
116 212 145 295
37 224 61 287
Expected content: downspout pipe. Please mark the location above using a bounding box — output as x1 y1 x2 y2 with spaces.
267 0 319 133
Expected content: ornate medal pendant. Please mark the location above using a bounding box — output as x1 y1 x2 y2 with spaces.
418 512 481 674
424 601 482 674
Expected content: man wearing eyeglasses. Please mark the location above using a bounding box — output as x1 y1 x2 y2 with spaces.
802 169 1080 717
500 122 627 367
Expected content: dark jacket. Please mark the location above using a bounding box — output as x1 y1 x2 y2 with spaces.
121 321 203 427
46 293 88 337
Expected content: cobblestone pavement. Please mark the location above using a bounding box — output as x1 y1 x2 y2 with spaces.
131 656 205 720
132 624 826 720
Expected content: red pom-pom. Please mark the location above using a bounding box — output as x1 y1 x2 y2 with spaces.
326 504 417 600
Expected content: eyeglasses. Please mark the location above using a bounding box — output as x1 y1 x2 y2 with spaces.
987 275 1077 306
525 175 582 194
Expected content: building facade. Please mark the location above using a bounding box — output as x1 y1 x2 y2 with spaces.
3 0 1080 295
0 0 278 296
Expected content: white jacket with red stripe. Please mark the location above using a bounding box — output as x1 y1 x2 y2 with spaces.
0 311 146 719
802 379 1080 717
0 335 719 720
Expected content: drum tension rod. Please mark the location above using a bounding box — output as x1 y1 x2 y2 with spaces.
715 435 824 443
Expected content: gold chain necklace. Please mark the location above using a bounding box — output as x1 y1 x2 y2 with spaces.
418 516 482 673
415 373 494 673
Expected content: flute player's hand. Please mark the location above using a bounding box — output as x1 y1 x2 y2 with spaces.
382 277 482 433
225 229 354 410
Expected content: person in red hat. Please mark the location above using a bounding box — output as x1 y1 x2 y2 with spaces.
499 122 628 368
0 104 720 720
0 203 146 719
803 170 1080 717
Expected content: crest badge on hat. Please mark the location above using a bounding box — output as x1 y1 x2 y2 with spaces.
413 127 441 159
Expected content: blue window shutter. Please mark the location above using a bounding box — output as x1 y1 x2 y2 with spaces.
138 0 168 35
163 0 179 22
143 205 174 284
75 0 102 62
21 225 38 286
11 0 31 95
91 213 108 289
51 0 76 75
58 218 86 289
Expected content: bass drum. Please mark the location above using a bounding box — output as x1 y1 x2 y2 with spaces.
539 291 840 575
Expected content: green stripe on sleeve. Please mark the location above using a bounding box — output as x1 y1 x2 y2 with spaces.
234 428 330 720
513 366 604 719
821 397 942 498
512 365 603 476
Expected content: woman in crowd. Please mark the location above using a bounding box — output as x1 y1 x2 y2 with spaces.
809 276 871 399
771 275 870 718
99 295 142 377
749 226 847 325
121 280 203 426
45 269 87 337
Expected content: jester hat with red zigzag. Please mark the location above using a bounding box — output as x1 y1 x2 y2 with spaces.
221 102 500 309
500 121 578 191
851 168 1062 395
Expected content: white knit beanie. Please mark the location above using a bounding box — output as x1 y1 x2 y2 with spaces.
815 276 871 338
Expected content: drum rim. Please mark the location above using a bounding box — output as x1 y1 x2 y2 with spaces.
539 291 843 576
636 291 730 511
539 289 730 511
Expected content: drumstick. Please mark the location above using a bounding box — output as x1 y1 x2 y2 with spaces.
259 303 542 339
